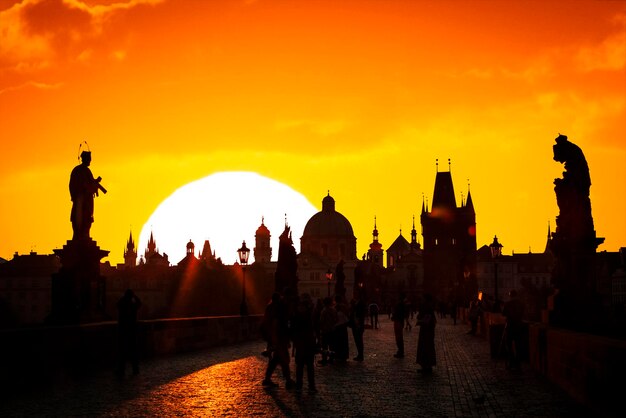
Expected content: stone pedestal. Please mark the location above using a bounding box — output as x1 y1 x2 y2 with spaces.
48 239 109 325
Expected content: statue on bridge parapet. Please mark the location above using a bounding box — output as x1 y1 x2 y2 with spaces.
48 145 109 325
549 134 604 331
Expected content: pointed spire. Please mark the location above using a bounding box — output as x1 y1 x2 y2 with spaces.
373 216 379 242
411 215 417 245
421 193 426 214
435 158 439 172
147 231 156 253
465 180 474 213
126 230 135 251
544 221 552 253
448 158 451 172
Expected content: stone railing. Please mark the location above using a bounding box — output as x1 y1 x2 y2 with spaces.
460 307 625 415
527 323 625 417
0 315 263 393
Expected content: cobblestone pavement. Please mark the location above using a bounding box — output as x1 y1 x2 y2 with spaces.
1 317 590 417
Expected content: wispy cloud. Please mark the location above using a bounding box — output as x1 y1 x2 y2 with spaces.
575 13 626 72
0 80 63 95
274 118 349 137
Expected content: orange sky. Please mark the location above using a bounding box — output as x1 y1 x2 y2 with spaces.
1 0 625 264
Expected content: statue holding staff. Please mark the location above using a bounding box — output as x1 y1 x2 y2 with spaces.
70 146 106 240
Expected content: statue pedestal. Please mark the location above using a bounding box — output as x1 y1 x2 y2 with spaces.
48 239 110 325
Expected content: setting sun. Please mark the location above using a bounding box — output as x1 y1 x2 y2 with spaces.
137 171 317 265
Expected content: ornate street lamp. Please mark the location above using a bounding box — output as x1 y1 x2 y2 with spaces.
326 268 333 297
489 235 503 312
238 241 250 316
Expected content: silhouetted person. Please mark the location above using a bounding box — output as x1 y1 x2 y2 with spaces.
70 150 105 240
468 299 482 335
319 296 337 365
291 293 317 392
312 297 324 353
404 299 413 331
450 300 458 325
502 290 525 371
368 302 379 329
416 294 437 373
116 289 141 377
262 292 295 388
334 295 350 362
392 292 407 358
350 292 366 361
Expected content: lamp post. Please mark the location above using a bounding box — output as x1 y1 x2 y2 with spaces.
326 268 333 297
238 241 250 316
489 235 503 312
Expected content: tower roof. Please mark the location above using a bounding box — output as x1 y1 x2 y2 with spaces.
387 232 410 254
256 217 270 236
465 189 474 213
432 171 457 210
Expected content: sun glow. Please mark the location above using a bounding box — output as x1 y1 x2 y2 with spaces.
137 172 318 265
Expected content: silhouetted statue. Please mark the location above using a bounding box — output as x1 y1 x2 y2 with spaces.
275 225 298 293
70 150 106 240
550 134 604 330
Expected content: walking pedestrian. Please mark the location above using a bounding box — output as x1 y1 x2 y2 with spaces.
468 298 482 335
334 295 350 362
116 289 141 378
350 291 366 361
368 302 379 329
502 290 525 371
392 291 407 358
262 292 296 389
416 293 437 373
319 296 337 365
291 293 317 392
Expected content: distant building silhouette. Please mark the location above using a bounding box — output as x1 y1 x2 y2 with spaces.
475 240 554 321
123 231 137 268
254 217 272 265
143 232 170 267
366 217 384 268
0 252 60 326
299 193 357 299
421 164 476 303
384 220 424 308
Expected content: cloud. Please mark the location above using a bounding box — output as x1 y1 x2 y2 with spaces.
0 80 63 95
575 13 626 72
0 0 163 69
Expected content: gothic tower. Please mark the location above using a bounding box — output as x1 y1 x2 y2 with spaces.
124 230 137 268
421 160 476 303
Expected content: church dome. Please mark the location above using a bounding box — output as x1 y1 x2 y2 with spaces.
256 217 270 236
303 193 355 238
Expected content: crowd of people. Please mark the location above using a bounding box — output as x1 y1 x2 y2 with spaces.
260 289 441 390
114 286 525 388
